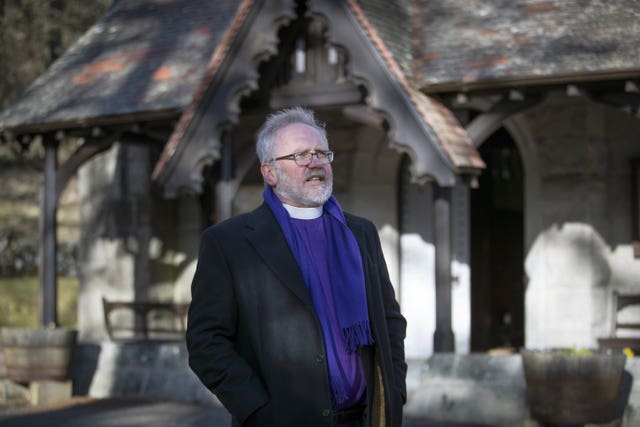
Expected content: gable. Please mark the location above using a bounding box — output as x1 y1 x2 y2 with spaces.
153 0 483 195
153 0 297 196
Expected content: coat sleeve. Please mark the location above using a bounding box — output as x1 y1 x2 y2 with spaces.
186 227 269 423
370 221 408 405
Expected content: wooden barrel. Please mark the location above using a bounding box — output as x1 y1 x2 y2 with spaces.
521 350 627 426
1 327 77 383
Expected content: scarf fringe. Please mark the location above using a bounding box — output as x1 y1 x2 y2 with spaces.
331 373 350 406
342 320 374 353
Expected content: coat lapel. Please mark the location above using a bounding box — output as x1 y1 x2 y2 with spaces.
243 203 313 308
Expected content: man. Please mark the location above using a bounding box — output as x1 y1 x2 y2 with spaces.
186 107 407 427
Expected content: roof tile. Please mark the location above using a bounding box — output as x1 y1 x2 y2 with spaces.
0 0 243 132
411 0 640 90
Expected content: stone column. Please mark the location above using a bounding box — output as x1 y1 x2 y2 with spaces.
126 144 151 303
434 185 455 352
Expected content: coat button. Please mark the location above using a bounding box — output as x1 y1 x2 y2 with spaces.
322 409 331 417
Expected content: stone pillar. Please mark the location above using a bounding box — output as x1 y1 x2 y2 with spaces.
125 144 151 303
434 186 455 352
399 165 435 358
451 182 471 353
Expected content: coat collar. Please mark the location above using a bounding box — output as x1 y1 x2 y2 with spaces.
242 203 372 309
243 203 313 308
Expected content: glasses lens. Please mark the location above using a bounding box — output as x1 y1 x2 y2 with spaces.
294 152 312 166
293 151 333 165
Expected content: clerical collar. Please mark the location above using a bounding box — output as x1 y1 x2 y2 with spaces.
283 203 323 219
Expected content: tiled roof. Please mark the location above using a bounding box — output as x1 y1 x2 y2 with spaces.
4 0 638 135
10 0 636 176
410 0 640 92
0 0 243 133
409 89 484 170
354 0 413 77
347 0 483 171
153 0 254 180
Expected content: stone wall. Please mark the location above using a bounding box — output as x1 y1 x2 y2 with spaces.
71 342 216 405
77 144 202 342
521 92 640 349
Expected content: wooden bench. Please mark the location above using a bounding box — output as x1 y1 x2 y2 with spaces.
598 291 640 352
102 297 189 342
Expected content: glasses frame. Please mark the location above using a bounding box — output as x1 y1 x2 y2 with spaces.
269 150 334 166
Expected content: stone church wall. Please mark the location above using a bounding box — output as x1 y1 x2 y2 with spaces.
77 143 201 342
522 91 640 349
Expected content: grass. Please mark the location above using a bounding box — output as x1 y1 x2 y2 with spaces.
0 275 78 327
1 151 80 329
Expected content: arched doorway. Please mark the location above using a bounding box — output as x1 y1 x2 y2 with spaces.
471 127 525 352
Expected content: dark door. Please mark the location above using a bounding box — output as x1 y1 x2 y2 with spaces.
471 127 525 352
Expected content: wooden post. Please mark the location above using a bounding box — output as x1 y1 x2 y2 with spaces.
433 185 454 352
40 136 58 327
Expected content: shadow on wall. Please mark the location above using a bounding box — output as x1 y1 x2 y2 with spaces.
71 343 101 396
70 341 216 404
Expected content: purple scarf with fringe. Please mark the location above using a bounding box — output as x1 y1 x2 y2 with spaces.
263 187 373 404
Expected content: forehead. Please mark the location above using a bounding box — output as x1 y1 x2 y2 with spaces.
275 123 327 153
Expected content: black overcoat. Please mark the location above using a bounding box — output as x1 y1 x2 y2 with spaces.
186 203 407 427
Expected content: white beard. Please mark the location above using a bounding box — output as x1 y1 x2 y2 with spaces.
273 164 333 207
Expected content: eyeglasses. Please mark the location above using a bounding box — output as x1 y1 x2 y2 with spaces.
269 150 334 166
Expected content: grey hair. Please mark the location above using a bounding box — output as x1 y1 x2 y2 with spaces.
256 106 328 163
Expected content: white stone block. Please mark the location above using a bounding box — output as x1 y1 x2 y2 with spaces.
29 380 72 406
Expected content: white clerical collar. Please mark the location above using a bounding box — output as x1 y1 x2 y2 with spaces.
283 203 323 219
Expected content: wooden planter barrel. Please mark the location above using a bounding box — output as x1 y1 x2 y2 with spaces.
521 349 627 426
0 327 77 383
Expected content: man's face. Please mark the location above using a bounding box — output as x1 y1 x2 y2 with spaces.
261 123 333 208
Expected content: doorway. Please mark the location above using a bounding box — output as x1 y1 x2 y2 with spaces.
470 127 525 352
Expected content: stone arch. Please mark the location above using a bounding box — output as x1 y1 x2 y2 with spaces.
459 96 541 350
502 115 541 253
462 96 541 252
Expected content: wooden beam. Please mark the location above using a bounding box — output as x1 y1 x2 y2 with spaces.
466 95 542 146
39 135 58 327
55 136 116 204
215 131 234 222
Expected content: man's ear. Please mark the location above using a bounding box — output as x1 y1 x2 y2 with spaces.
260 163 277 186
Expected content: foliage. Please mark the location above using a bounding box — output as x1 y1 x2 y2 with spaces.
0 0 104 261
0 275 78 327
0 161 79 276
557 347 594 356
0 2 110 330
0 0 111 110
